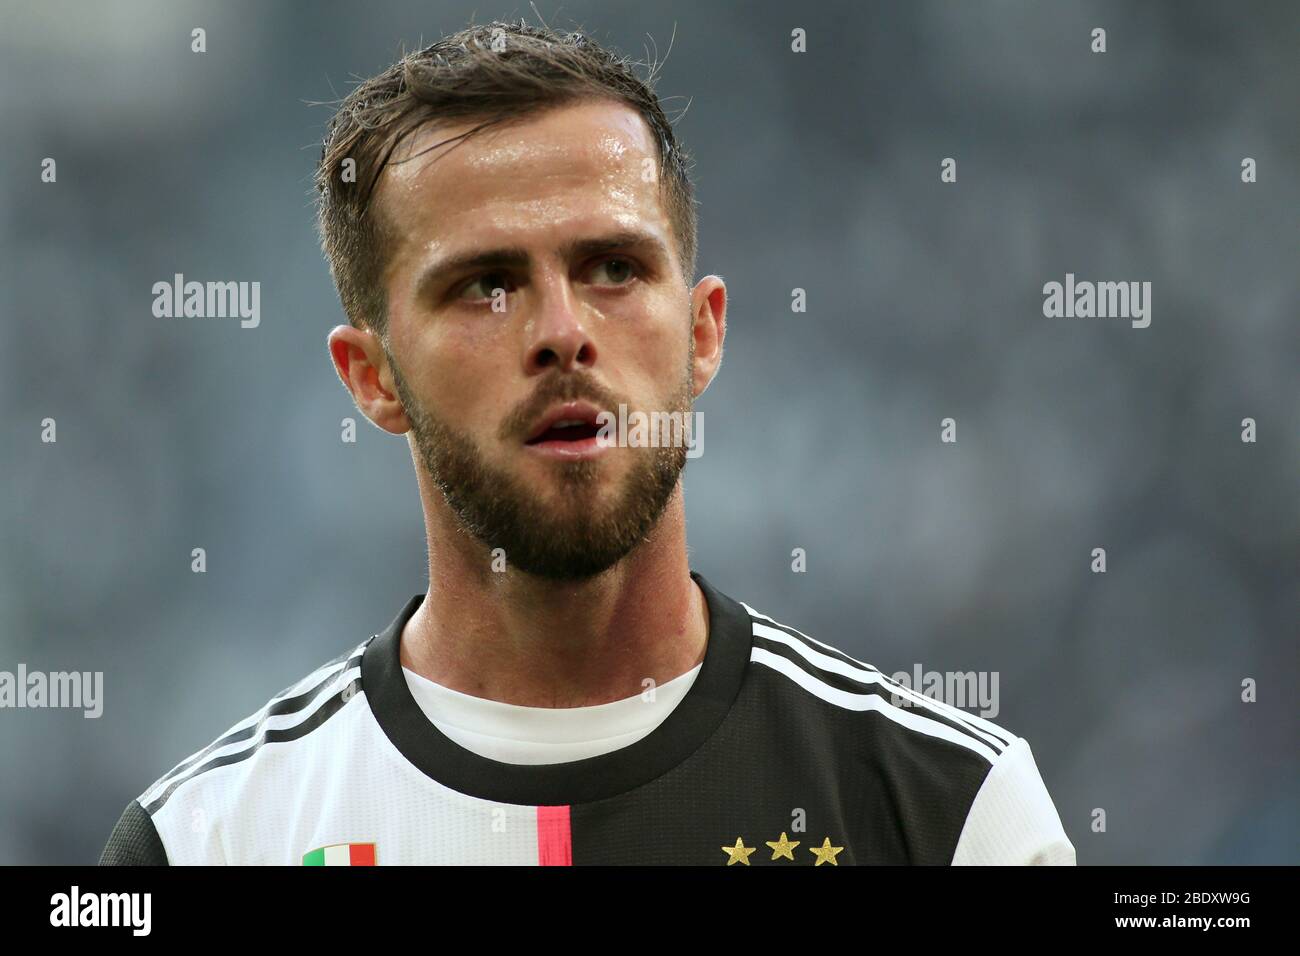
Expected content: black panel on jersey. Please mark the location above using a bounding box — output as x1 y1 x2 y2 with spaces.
363 571 753 806
99 799 169 866
567 662 996 865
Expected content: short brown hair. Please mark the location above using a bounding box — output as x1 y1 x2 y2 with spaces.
314 19 698 335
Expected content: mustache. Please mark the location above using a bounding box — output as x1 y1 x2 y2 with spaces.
497 372 626 442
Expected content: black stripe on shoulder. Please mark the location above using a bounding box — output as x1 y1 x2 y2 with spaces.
749 614 1016 751
143 675 361 815
99 799 168 866
859 665 1016 750
751 634 1008 757
271 644 366 700
148 650 365 794
747 612 885 675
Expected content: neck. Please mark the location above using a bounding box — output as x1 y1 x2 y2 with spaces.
399 480 708 708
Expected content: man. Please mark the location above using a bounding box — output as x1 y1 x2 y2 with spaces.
101 20 1074 865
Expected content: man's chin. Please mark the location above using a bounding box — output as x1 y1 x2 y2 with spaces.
422 431 683 580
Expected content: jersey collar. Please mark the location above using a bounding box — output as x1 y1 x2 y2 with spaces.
361 571 752 805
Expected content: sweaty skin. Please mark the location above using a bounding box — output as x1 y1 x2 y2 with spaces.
328 99 728 708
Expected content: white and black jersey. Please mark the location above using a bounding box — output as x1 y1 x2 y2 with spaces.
100 573 1075 865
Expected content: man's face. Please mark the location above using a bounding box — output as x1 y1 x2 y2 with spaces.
372 99 697 580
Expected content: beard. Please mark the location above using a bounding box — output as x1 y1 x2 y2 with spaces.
386 349 693 582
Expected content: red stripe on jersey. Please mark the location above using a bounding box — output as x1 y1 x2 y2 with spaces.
350 842 376 866
536 805 572 866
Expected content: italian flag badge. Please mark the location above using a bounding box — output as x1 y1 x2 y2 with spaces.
302 842 376 866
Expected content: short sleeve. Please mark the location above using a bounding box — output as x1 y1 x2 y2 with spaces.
951 736 1076 865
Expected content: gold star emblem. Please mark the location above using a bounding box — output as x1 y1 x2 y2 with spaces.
809 837 844 866
766 832 801 861
721 837 757 865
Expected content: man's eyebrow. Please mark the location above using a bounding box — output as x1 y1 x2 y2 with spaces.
415 229 671 298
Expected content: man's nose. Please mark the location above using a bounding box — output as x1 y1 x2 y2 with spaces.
522 271 598 375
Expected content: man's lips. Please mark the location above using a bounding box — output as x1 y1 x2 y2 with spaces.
523 401 605 445
521 401 612 459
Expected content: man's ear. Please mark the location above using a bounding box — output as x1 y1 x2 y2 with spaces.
327 325 411 435
689 275 727 399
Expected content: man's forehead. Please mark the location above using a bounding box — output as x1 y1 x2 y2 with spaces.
376 99 660 217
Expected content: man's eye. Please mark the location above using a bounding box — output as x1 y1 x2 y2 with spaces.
457 273 512 301
591 257 637 285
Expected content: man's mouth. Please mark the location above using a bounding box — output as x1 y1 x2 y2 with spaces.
522 401 609 458
526 420 603 444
